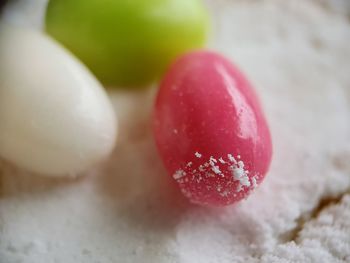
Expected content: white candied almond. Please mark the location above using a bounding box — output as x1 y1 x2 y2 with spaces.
0 24 117 176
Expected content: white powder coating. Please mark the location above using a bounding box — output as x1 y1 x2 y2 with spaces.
172 154 254 195
1 0 350 262
232 163 244 180
219 158 225 164
227 154 236 163
195 152 202 158
252 176 258 189
211 165 221 175
173 170 186 180
231 160 251 190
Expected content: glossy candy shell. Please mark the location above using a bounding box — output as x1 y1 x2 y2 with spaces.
153 51 272 206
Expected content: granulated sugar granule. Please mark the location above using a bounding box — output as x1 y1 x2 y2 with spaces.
1 0 350 262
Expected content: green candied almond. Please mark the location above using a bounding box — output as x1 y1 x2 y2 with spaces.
45 0 210 88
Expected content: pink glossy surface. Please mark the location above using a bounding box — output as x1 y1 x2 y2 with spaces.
153 51 272 206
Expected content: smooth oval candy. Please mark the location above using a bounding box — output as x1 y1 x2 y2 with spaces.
45 0 209 88
0 24 117 176
153 51 272 206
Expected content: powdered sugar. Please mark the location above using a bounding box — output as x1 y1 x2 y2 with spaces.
173 169 186 180
195 152 202 158
172 153 257 195
211 165 221 175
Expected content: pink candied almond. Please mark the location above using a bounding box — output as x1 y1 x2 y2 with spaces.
153 51 272 206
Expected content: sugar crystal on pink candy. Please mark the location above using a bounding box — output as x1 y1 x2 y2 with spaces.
153 51 272 206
